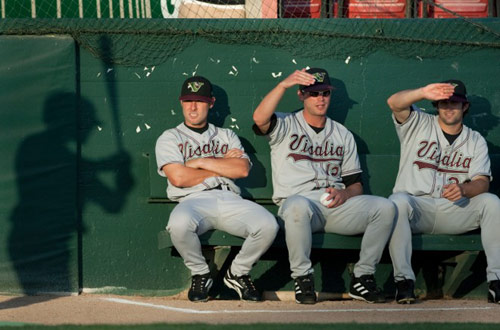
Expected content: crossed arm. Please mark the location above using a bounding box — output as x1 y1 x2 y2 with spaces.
162 149 250 188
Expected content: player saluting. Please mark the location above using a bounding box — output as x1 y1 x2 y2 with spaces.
387 80 500 304
156 76 278 302
252 68 396 304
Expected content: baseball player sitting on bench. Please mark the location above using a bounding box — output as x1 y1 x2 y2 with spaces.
387 80 500 304
155 76 278 302
252 68 396 304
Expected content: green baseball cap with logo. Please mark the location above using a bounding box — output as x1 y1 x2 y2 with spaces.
179 76 213 103
299 68 333 92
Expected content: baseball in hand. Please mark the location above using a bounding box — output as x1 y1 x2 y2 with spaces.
320 192 331 207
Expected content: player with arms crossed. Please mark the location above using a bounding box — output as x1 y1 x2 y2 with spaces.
252 68 396 304
156 76 278 302
387 80 500 304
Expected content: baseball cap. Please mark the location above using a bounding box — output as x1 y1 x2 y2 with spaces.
179 76 213 103
299 68 333 92
435 79 468 104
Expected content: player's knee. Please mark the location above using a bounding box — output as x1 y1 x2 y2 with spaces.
368 197 396 229
479 192 500 208
167 210 197 237
378 198 396 216
280 195 312 224
166 219 190 238
257 219 279 241
389 192 412 209
379 198 397 225
477 193 500 220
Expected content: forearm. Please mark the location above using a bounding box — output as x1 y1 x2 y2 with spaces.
345 182 363 199
253 83 287 131
163 164 217 188
189 157 250 179
388 83 455 114
387 88 423 113
461 178 489 198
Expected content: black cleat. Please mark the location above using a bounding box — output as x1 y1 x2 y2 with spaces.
188 273 213 302
349 274 385 303
224 269 262 302
395 279 416 304
488 280 500 304
294 274 317 304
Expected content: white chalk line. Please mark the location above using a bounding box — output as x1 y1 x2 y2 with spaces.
102 297 493 315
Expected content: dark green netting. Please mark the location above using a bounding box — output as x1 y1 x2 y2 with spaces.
1 18 499 66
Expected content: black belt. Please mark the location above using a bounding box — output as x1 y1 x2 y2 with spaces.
208 185 223 191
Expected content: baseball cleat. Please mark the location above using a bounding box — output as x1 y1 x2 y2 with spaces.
488 280 500 303
294 273 317 304
395 279 416 304
349 275 385 303
188 273 213 302
224 269 262 302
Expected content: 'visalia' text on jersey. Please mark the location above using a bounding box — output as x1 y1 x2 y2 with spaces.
415 140 472 171
288 134 343 161
178 140 229 160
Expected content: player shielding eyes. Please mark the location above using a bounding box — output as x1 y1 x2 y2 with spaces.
253 68 396 304
387 80 500 304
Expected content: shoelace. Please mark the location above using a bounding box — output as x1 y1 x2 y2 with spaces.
361 276 379 292
239 275 257 292
192 275 208 291
297 276 314 293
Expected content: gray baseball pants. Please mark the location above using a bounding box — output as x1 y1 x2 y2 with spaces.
278 190 396 279
167 190 279 277
389 192 500 282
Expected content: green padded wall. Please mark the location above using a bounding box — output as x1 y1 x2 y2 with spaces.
0 36 78 294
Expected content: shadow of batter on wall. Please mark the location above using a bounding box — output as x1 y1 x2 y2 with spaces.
2 92 134 310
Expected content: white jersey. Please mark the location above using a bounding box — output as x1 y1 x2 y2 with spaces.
392 106 491 198
155 122 250 201
266 110 362 205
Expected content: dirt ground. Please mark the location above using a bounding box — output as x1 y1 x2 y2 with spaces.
0 293 499 325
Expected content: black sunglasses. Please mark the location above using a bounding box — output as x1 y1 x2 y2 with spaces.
303 90 331 97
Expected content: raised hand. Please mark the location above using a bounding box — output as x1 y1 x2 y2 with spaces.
278 69 316 90
421 83 456 101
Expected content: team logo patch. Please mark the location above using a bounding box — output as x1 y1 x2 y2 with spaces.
187 82 204 93
312 72 325 83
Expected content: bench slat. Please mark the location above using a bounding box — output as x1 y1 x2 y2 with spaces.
158 230 483 251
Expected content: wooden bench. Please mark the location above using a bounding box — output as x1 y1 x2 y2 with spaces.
157 227 483 251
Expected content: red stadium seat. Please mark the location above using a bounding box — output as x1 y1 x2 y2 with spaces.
418 0 491 18
282 0 323 18
342 0 408 18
